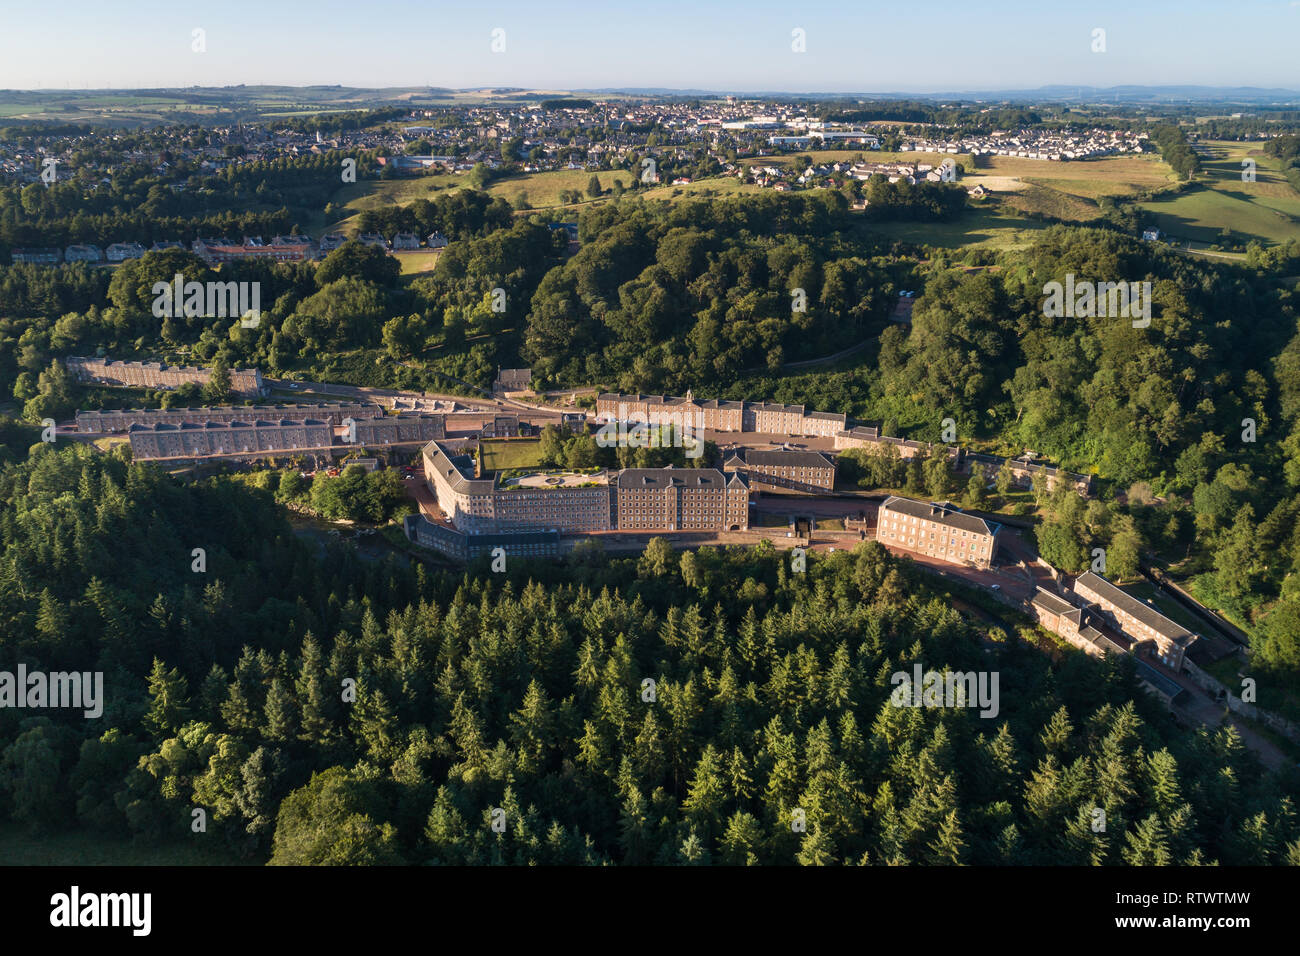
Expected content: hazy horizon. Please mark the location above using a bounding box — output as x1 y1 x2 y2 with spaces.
2 0 1297 93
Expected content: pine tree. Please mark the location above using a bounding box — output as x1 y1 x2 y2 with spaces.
262 677 297 743
143 658 190 738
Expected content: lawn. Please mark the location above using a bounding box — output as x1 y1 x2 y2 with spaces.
479 438 544 472
395 249 443 275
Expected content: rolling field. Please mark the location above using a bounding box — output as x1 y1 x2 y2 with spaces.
315 168 635 234
1139 140 1300 245
289 140 1296 254
640 176 759 201
963 153 1176 222
309 175 463 235
488 168 632 209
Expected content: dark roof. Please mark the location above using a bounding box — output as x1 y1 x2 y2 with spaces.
1074 572 1195 645
615 468 732 489
838 425 881 439
422 441 496 494
469 528 560 547
730 448 834 469
1134 660 1187 702
880 496 998 537
130 418 328 433
1031 587 1074 617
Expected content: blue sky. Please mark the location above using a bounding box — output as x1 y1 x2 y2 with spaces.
0 0 1297 92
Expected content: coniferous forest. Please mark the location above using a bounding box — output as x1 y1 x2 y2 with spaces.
1 438 1296 865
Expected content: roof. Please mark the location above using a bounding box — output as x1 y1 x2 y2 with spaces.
838 425 881 440
1074 572 1195 646
1134 660 1187 702
729 447 834 469
615 468 734 490
129 418 328 433
422 441 496 494
880 496 998 537
1031 587 1074 617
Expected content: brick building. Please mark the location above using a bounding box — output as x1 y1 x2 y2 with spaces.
614 468 749 533
403 514 561 561
1029 587 1131 657
723 447 836 492
67 357 266 398
422 441 750 538
76 402 382 433
350 414 446 446
876 496 1000 569
596 391 841 438
1073 572 1197 670
129 418 333 460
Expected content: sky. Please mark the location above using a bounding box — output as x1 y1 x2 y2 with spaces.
0 0 1297 93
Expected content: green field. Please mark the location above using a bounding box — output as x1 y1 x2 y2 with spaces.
479 439 544 472
960 154 1177 223
308 175 463 236
1139 141 1300 246
316 167 639 235
488 168 632 210
854 206 1052 251
641 175 760 202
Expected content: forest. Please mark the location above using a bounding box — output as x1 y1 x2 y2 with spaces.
1 439 1296 865
521 192 901 389
4 186 1300 733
